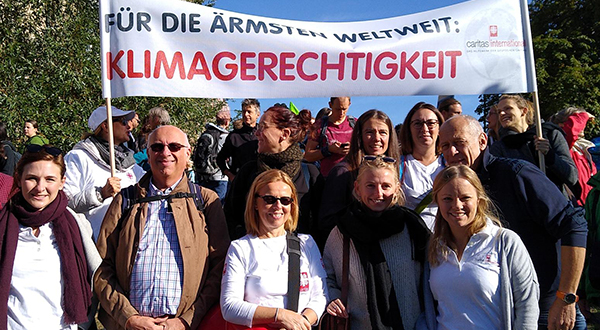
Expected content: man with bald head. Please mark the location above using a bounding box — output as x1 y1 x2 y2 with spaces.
94 125 230 330
439 115 588 330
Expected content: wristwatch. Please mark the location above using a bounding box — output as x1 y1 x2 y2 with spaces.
95 186 105 203
556 291 579 304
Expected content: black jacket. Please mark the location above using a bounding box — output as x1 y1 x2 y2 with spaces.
477 152 587 310
216 124 258 176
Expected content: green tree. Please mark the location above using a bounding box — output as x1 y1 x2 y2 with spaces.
529 0 600 136
0 0 221 152
474 94 501 131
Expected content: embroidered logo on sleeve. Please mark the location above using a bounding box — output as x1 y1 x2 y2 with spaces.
300 272 309 292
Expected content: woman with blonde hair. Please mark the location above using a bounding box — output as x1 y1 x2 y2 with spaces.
421 165 539 330
323 155 429 330
318 109 400 248
221 169 327 330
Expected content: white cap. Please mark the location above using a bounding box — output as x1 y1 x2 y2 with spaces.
88 106 136 131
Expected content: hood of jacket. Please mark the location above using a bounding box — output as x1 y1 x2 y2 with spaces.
205 123 229 134
72 137 134 173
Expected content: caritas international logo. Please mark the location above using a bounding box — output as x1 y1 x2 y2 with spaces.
489 25 498 37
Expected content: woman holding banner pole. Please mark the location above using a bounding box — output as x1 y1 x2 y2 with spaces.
63 106 145 240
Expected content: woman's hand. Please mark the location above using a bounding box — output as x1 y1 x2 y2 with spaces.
534 136 550 155
326 299 348 318
274 308 312 330
101 176 122 199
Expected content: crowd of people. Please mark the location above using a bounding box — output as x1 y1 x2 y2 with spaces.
0 94 598 330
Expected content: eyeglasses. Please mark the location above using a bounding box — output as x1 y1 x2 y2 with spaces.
411 119 439 129
362 155 397 164
255 194 294 206
149 142 189 153
26 144 62 156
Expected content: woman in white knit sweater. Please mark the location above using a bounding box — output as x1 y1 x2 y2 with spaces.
323 155 430 330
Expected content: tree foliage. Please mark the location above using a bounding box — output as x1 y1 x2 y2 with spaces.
476 0 600 137
0 0 221 152
529 0 600 136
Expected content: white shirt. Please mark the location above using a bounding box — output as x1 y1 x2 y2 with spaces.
8 223 76 330
429 221 502 330
220 234 328 327
401 154 445 230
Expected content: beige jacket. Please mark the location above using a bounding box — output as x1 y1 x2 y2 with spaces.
93 173 230 330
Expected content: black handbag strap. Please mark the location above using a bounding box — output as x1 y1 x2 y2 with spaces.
287 231 302 312
341 234 350 306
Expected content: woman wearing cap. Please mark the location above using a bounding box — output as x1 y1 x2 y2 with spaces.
221 169 328 330
63 106 145 240
224 105 320 240
0 145 101 330
398 102 445 231
323 156 430 330
23 119 49 150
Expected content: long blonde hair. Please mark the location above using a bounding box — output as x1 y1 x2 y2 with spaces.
428 165 501 266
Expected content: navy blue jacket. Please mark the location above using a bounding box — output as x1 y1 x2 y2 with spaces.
476 152 587 311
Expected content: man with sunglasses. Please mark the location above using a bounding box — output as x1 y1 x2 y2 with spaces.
95 125 230 330
64 106 145 240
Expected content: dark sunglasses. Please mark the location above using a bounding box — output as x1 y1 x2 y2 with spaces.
149 142 188 153
26 144 62 156
255 194 294 206
362 155 396 164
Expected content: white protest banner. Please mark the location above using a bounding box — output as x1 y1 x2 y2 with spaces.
99 0 536 98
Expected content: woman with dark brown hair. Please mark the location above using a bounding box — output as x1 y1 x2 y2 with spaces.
398 102 445 231
224 106 321 240
0 145 100 330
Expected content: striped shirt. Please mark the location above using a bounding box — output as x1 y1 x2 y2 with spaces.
130 178 184 316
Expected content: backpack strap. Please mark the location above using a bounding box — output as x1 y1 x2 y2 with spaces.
119 179 205 227
347 116 356 128
319 116 332 158
120 184 137 223
399 155 406 184
187 181 206 213
286 231 301 312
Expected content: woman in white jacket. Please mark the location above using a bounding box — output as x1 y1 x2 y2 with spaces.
421 165 539 330
63 106 144 240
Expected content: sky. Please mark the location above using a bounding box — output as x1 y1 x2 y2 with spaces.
212 0 482 126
